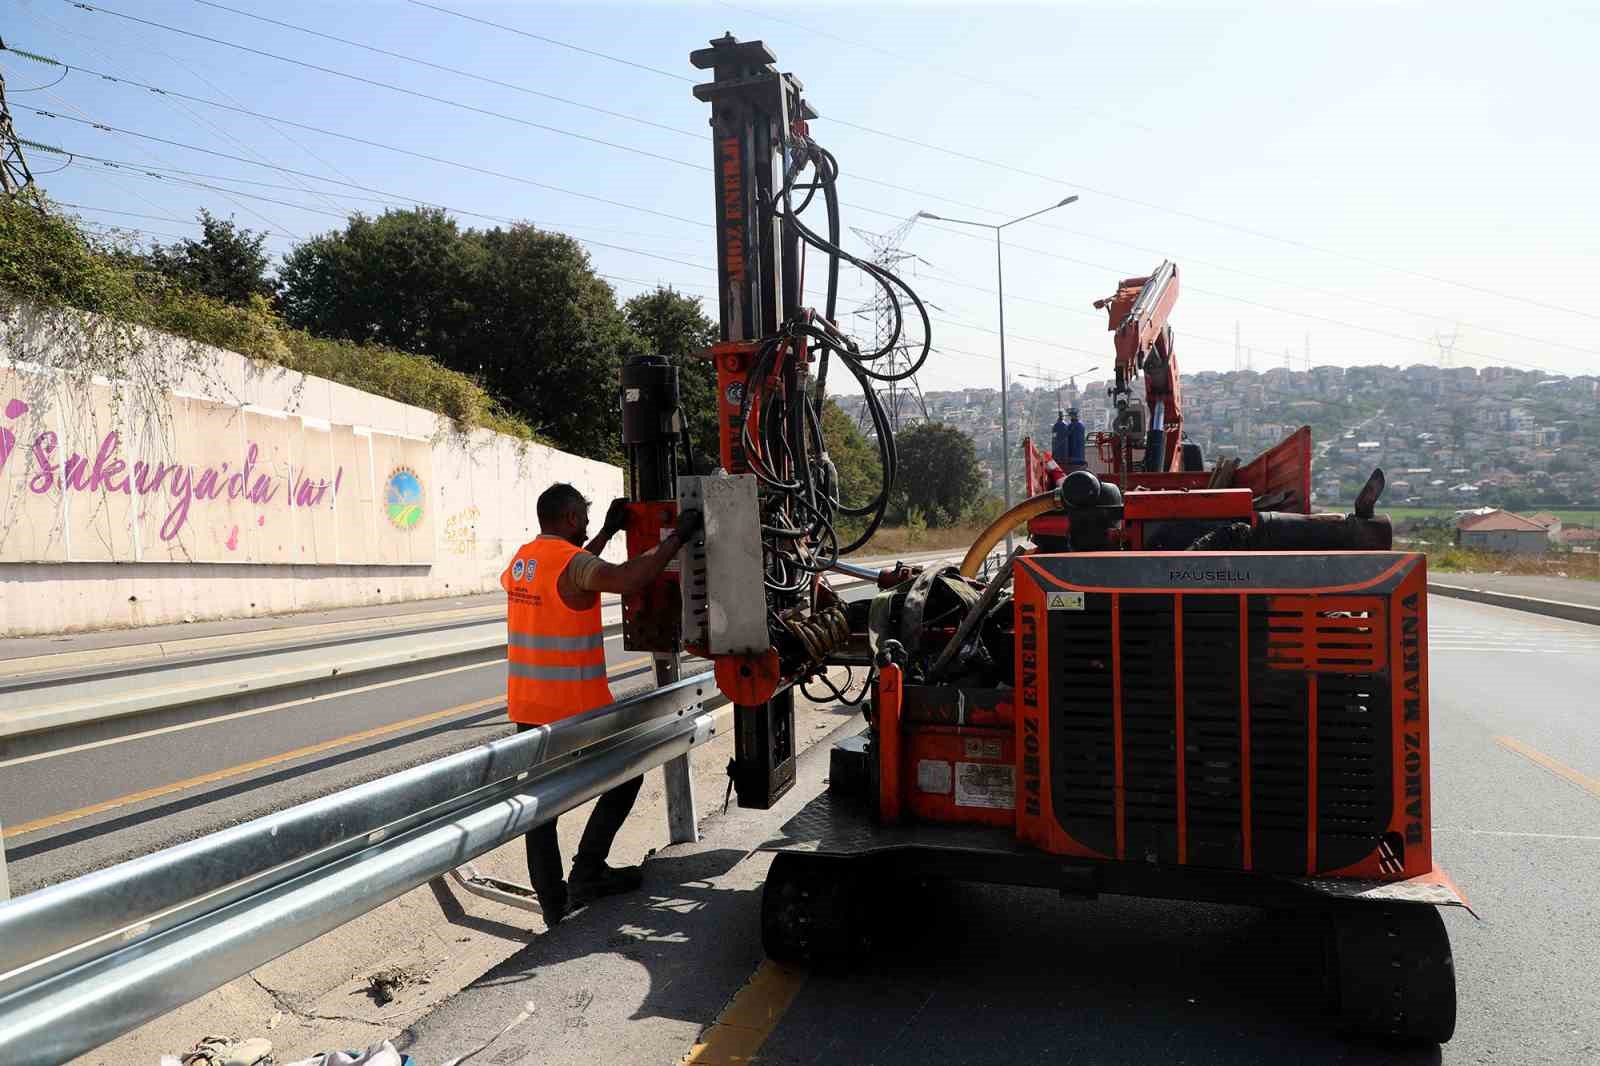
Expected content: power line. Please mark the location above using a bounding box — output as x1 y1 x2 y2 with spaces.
396 0 1598 325
404 0 697 84
8 24 311 233
66 156 707 250
39 106 1567 380
1016 221 1600 359
38 105 1572 381
25 110 713 229
22 47 1578 378
906 221 1577 376
30 83 299 238
20 4 356 212
23 21 1055 231
58 200 206 226
59 2 704 173
28 132 716 276
713 0 1152 131
23 58 721 227
182 0 706 143
42 12 1586 361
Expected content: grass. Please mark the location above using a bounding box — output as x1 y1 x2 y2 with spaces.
0 196 538 442
1385 506 1600 525
1424 544 1600 581
851 521 1019 558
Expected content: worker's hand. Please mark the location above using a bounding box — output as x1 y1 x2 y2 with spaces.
602 497 630 536
673 507 704 542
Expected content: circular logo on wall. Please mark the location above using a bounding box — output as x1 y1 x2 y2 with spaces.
512 558 525 581
384 467 425 530
724 380 745 407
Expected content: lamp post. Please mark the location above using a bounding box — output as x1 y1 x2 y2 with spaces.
919 196 1080 550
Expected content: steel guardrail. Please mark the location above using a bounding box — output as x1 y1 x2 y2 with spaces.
0 671 716 1065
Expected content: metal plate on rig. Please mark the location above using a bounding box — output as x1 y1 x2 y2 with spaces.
680 473 770 656
1294 868 1473 911
759 790 1032 858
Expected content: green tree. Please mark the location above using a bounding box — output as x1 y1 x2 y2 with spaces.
622 286 718 471
820 398 883 511
277 207 471 354
890 421 984 526
146 210 274 306
458 224 636 460
277 209 637 460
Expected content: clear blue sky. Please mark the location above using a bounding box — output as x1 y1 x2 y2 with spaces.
6 0 1596 394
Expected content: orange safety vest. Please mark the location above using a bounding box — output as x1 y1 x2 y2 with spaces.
501 536 614 725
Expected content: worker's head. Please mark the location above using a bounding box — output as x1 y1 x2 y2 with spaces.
1068 407 1080 421
537 483 591 547
1056 409 1066 422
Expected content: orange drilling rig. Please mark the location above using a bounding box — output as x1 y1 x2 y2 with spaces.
616 34 1464 1044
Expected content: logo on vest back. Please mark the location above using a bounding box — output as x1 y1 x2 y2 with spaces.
512 558 526 581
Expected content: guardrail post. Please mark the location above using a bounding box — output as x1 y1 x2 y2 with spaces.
1 816 11 901
656 653 699 844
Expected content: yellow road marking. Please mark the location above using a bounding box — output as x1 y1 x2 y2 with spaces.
683 960 807 1065
1495 736 1600 801
4 653 658 840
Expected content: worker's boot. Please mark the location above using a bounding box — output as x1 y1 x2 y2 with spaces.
536 882 569 927
568 859 644 907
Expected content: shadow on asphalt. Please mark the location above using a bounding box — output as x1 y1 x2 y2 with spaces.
398 842 1447 1065
394 846 761 1058
764 880 1445 1065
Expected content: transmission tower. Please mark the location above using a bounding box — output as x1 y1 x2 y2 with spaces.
0 41 39 195
849 213 928 433
1434 329 1459 369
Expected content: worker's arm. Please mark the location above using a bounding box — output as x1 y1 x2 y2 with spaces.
557 508 703 605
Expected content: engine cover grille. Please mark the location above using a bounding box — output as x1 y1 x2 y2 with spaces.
1016 552 1426 880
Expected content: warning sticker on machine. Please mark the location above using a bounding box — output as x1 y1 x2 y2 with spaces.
954 762 1016 809
963 737 1003 760
1047 591 1085 611
916 759 953 795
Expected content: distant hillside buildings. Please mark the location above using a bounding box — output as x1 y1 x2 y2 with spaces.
840 363 1600 510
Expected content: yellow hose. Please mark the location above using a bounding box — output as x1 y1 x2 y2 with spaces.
959 491 1059 578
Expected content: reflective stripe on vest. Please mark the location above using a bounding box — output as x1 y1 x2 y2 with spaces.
502 536 614 725
508 662 609 681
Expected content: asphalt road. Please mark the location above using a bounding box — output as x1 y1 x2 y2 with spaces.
0 559 947 892
0 626 634 891
399 594 1600 1066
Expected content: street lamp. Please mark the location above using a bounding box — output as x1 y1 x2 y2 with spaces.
918 196 1080 549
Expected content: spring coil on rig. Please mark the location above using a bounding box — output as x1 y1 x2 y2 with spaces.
779 604 851 663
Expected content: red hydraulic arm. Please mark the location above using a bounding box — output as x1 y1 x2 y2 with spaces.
1094 260 1183 473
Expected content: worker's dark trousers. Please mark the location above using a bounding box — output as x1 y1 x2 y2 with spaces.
516 723 643 904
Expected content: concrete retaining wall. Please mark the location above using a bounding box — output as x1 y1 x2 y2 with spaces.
0 309 621 636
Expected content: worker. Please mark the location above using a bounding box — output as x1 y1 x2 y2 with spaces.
502 483 703 924
1051 410 1071 465
1064 407 1087 468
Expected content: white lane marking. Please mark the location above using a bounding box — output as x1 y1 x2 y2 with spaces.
1427 619 1600 654
0 659 506 769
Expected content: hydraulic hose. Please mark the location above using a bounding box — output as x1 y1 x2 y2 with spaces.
958 491 1059 578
